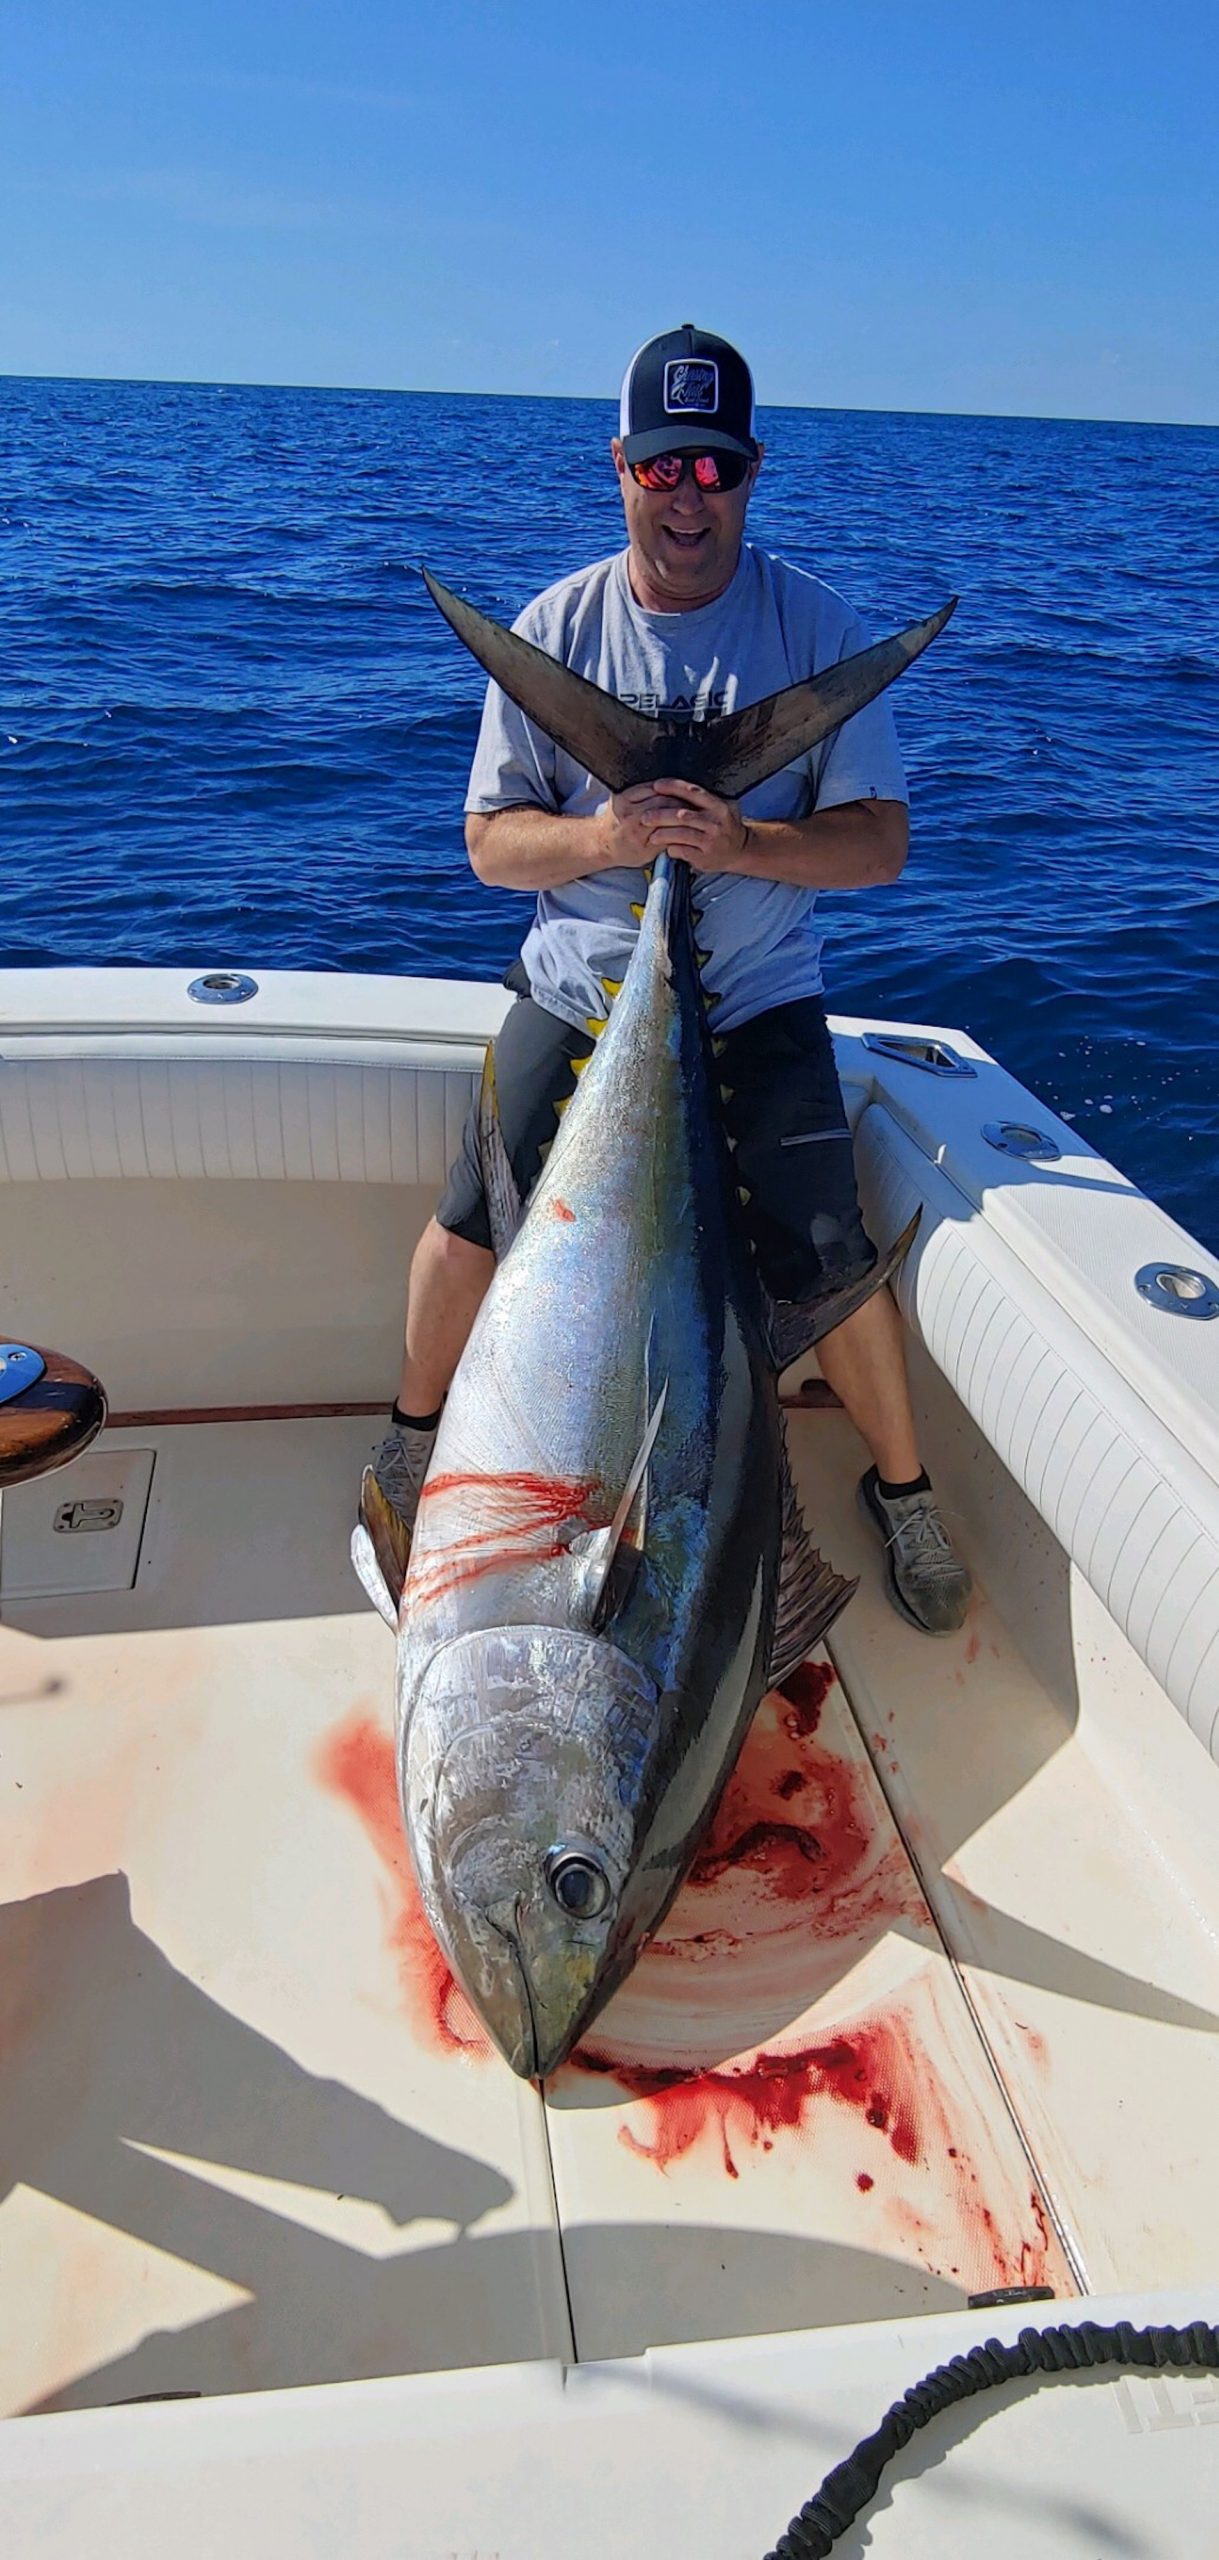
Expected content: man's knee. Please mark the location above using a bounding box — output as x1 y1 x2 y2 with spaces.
415 1216 495 1281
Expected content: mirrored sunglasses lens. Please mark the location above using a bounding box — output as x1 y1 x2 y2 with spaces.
636 453 684 489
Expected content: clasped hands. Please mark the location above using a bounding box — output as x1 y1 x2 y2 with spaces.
597 778 752 875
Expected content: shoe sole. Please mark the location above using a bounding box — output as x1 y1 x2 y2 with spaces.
856 1474 964 1638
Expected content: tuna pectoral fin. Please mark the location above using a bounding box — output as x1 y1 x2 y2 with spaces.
478 1046 524 1261
352 1467 411 1629
766 1210 922 1373
569 1383 668 1630
768 1416 857 1683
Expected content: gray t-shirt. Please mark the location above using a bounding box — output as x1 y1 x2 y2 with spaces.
465 543 908 1036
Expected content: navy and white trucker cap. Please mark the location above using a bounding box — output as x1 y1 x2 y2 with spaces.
619 324 758 466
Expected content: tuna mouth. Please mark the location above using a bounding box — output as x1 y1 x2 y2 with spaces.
477 1913 605 2083
475 1913 539 2082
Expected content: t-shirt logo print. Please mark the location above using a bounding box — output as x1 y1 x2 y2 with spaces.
664 359 719 415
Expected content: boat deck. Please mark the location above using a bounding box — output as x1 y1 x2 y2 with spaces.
2 1400 1218 2414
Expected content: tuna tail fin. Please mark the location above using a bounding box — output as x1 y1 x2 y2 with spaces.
423 569 671 791
768 1416 858 1684
423 567 956 799
692 608 955 799
766 1210 922 1375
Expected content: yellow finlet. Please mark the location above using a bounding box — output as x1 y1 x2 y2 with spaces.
584 1015 608 1037
737 1185 753 1207
630 901 646 921
554 1096 572 1119
570 1053 594 1076
599 977 623 999
719 1084 734 1103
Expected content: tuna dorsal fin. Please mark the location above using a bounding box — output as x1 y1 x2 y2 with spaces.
766 1209 922 1374
768 1415 857 1684
352 1466 411 1628
423 568 956 801
569 1381 668 1630
477 1044 525 1261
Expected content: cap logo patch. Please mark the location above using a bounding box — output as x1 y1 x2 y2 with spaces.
664 358 718 415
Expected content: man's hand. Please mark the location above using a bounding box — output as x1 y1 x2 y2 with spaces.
622 777 751 873
590 781 736 871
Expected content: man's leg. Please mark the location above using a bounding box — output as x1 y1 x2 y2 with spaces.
367 1218 495 1537
814 1282 919 1484
368 989 589 1535
720 996 970 1635
815 1284 970 1634
396 1217 495 1417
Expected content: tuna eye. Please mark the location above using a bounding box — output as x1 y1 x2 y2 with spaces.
545 1848 610 1919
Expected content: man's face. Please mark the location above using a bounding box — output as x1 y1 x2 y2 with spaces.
612 438 762 611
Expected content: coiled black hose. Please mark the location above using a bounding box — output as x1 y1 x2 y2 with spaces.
765 2315 1219 2558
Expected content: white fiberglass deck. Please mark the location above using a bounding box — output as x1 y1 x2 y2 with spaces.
2 970 1218 2471
2 1395 1216 2418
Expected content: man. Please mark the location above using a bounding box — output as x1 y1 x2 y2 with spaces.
372 324 970 1635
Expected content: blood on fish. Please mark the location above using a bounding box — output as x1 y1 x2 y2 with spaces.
407 1468 602 1608
857 2173 874 2192
551 1198 576 1221
315 1710 487 2056
404 1538 574 1608
421 1469 597 1517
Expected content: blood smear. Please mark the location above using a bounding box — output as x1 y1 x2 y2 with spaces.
315 1684 1066 2293
575 2013 925 2183
315 1710 486 2055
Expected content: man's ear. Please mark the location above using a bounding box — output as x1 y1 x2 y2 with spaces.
610 437 627 481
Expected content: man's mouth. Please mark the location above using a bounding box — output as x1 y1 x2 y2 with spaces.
663 526 710 551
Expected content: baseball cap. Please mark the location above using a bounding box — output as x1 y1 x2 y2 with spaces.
619 324 758 466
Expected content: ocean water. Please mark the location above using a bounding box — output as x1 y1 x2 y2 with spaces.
1 376 1216 1250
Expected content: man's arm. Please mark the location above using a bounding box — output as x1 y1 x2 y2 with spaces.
635 779 908 889
466 782 908 894
465 783 685 891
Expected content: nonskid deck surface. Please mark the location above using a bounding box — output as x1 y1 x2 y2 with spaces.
0 1411 1113 2412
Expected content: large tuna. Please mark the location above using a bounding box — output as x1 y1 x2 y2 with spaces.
354 577 953 2078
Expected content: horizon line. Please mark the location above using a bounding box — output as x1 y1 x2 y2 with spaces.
2 367 1216 436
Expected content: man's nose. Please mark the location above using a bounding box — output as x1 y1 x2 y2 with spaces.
670 471 710 515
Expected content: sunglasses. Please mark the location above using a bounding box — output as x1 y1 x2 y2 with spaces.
629 449 753 494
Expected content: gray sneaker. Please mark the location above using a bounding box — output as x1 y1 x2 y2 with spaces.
858 1467 972 1635
369 1418 439 1541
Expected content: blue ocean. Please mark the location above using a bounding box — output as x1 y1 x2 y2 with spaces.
2 377 1216 1250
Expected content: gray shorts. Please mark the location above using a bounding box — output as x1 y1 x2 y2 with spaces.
437 977 876 1303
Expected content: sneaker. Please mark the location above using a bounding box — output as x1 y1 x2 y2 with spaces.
857 1467 972 1635
369 1418 439 1541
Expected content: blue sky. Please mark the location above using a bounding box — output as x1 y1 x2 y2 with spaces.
3 0 1217 422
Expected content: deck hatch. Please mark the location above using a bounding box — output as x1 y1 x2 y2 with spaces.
0 1443 155 1598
